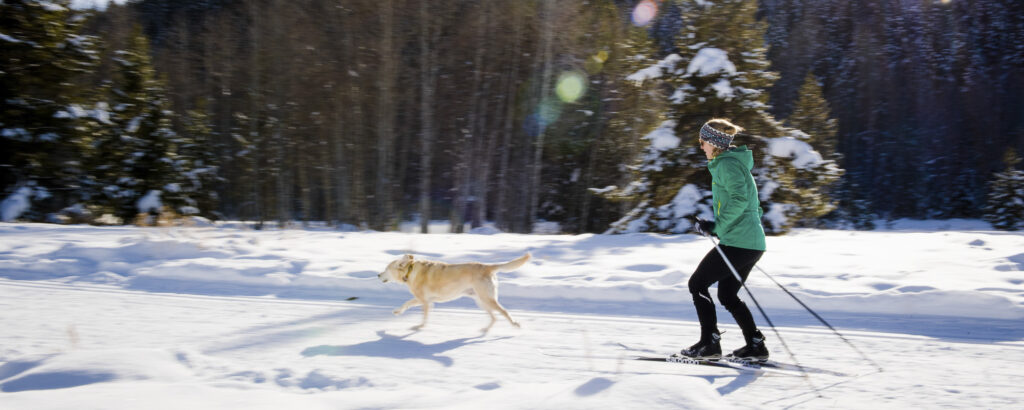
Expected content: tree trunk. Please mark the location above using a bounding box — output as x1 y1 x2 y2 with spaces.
418 0 438 234
496 6 523 232
298 132 311 227
247 0 264 228
579 80 605 233
375 0 396 230
452 2 489 233
528 0 557 233
471 2 496 230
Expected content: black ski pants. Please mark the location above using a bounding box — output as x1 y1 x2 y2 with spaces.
688 244 764 345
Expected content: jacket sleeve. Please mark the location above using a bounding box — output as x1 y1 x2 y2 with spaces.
715 157 751 235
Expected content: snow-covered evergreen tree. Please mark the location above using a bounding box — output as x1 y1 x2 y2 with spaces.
599 22 668 166
605 0 842 234
786 72 839 160
94 27 206 222
983 149 1024 231
0 0 100 219
758 132 842 233
603 120 713 233
177 102 223 219
778 72 843 229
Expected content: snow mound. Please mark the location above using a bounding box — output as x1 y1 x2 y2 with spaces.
0 349 192 393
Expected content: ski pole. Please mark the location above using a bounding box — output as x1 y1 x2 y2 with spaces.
752 264 884 373
705 235 819 395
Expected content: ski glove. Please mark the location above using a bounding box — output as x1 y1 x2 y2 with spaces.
695 219 716 237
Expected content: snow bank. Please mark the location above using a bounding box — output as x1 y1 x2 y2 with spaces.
0 222 1020 321
0 349 192 393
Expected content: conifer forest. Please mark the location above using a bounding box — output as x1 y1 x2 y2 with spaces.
2 0 1023 232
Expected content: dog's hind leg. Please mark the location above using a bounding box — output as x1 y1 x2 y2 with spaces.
475 280 520 329
492 301 519 328
473 296 498 333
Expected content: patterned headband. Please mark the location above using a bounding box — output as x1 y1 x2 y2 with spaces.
699 123 734 149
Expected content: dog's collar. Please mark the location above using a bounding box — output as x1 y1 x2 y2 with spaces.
401 263 415 282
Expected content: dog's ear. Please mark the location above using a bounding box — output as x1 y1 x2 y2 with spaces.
399 254 414 268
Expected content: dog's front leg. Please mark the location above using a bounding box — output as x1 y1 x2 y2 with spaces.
394 298 422 315
412 302 433 330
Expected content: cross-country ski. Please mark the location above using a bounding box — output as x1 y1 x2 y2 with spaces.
633 354 847 377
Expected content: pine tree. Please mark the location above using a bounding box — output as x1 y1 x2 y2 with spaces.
96 27 185 222
605 0 842 234
0 0 100 218
607 0 778 233
781 71 843 228
603 120 711 233
983 149 1024 231
786 72 839 160
177 100 223 220
759 134 842 232
594 22 669 232
539 0 667 233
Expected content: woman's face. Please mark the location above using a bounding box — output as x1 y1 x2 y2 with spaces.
699 138 716 159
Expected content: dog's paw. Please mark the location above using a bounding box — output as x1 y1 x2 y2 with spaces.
410 324 424 331
393 309 403 315
511 321 522 329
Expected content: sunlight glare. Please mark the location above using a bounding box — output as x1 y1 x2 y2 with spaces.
632 0 658 27
555 71 586 103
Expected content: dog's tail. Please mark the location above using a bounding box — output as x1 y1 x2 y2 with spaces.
492 253 531 272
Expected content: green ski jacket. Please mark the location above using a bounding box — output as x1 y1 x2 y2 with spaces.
708 146 766 251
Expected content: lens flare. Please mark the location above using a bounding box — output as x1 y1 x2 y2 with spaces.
632 0 658 27
538 97 562 125
523 97 564 137
555 71 586 103
585 51 609 74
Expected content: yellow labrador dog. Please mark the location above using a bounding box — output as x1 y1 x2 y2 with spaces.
378 253 530 331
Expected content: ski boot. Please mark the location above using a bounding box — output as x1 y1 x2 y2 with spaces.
730 330 769 362
680 332 722 361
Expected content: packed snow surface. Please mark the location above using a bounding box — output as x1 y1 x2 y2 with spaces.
1 220 1022 408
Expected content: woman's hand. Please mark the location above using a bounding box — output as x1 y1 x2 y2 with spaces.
695 219 716 237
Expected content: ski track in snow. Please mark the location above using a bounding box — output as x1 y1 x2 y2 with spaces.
1 221 1023 408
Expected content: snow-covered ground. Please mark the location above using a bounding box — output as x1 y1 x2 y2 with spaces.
1 221 1022 408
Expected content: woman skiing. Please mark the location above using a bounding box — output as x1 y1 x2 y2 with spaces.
681 118 769 362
